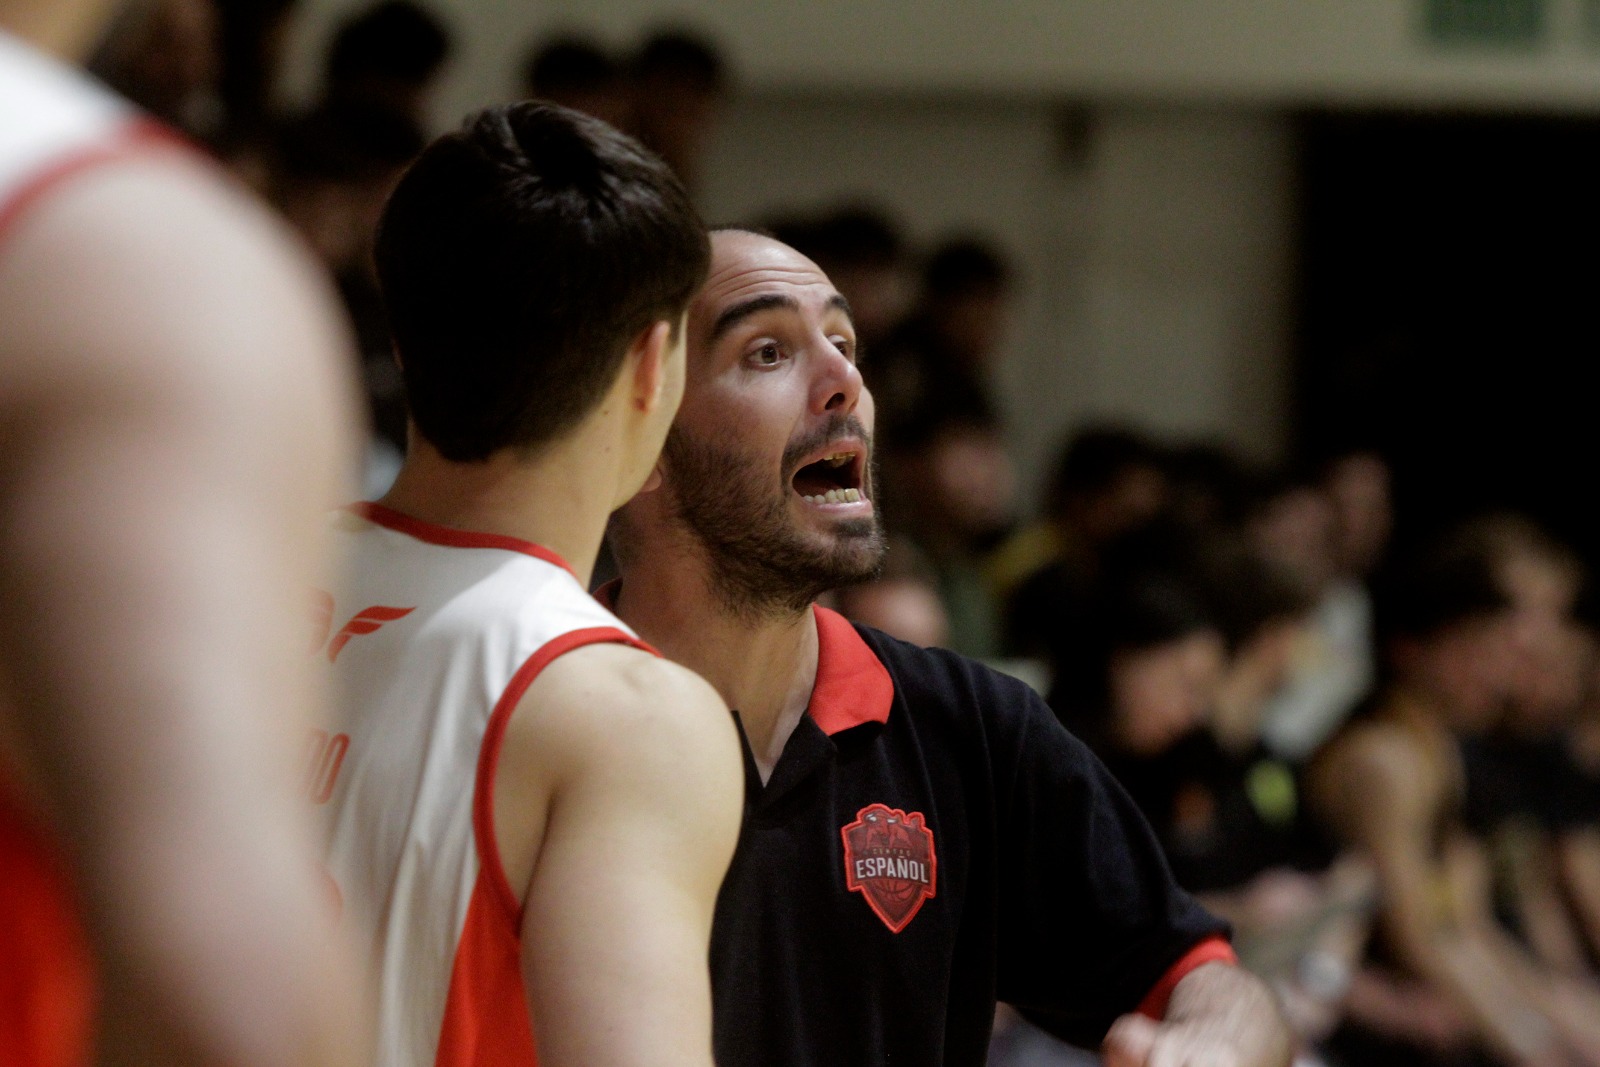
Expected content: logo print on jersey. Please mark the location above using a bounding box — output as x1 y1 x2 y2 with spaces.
841 803 937 933
324 605 415 662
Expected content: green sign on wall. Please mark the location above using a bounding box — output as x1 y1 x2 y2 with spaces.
1424 0 1547 47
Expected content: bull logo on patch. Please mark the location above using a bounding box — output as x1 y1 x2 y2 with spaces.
841 803 937 933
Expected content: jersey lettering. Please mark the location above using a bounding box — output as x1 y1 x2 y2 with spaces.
303 729 350 804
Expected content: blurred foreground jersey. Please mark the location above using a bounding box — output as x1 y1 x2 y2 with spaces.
0 29 180 1067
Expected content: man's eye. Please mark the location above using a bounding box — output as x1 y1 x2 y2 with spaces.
833 338 854 361
750 343 782 366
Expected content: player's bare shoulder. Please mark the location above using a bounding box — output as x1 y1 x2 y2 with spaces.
495 642 742 905
520 641 738 772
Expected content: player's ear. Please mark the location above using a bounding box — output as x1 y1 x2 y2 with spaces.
629 319 674 414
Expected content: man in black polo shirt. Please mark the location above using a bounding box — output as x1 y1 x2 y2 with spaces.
606 229 1291 1067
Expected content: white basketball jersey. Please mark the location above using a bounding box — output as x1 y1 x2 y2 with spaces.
313 503 650 1067
0 30 164 240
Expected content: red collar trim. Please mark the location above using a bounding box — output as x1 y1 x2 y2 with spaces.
351 502 577 579
809 605 894 735
590 589 893 735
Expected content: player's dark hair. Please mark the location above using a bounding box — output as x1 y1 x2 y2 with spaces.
374 102 709 461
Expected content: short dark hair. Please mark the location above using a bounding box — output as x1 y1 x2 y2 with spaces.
374 102 710 461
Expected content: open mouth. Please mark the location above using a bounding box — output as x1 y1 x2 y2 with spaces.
791 448 867 505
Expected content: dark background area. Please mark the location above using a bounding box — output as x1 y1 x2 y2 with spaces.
1295 111 1600 562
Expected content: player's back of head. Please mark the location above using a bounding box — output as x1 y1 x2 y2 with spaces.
374 101 709 462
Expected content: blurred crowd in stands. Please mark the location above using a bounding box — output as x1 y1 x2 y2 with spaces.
92 4 1600 1065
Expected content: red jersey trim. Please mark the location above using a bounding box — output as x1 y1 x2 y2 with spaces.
1135 935 1238 1020
586 592 891 736
473 626 657 922
0 118 188 250
352 503 578 579
809 605 894 735
433 870 538 1067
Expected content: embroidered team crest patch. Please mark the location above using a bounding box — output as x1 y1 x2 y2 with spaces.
841 803 937 933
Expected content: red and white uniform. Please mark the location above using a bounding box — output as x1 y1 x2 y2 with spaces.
0 30 168 241
0 32 176 1067
315 503 651 1067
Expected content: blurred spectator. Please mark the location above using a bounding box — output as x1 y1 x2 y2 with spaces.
1457 521 1600 978
882 410 1017 660
273 107 420 463
770 204 912 355
320 0 450 130
1256 452 1390 762
267 0 450 490
871 235 1012 447
832 536 951 649
1001 426 1167 662
522 34 632 131
629 28 726 190
216 0 297 140
90 0 221 139
1310 518 1600 1066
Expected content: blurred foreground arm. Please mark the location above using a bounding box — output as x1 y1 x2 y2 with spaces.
0 156 365 1066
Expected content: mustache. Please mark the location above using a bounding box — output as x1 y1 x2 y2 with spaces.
782 414 872 475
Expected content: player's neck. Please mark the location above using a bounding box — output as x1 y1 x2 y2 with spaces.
614 564 819 777
379 433 623 588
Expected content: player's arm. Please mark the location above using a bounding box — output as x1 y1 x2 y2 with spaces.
0 156 364 1066
497 643 743 1067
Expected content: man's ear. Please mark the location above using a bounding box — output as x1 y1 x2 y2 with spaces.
629 319 674 414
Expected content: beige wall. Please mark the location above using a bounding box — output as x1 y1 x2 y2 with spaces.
277 2 1442 508
288 0 1600 117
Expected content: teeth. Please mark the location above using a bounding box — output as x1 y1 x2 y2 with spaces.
802 488 862 505
825 453 852 467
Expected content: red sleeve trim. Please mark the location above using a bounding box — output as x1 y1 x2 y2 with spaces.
0 118 189 249
1135 935 1238 1020
472 626 657 921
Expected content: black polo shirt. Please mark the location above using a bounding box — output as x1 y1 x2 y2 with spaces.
709 606 1231 1067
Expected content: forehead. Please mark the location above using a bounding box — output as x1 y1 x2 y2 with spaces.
693 232 841 326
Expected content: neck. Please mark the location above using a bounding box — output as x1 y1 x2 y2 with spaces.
614 551 819 779
380 432 623 588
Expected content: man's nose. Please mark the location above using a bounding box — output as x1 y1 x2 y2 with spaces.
811 342 862 415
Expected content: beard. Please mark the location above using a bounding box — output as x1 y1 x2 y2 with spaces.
662 415 887 620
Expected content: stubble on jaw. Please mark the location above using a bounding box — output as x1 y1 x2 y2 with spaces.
660 418 886 622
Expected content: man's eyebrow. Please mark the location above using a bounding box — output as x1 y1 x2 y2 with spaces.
709 293 800 343
827 293 854 325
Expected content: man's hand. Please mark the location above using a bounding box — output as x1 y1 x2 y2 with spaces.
1102 963 1294 1067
